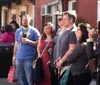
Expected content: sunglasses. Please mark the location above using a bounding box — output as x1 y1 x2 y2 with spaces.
58 18 63 21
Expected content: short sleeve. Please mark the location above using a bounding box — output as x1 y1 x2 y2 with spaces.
69 32 77 44
33 28 40 41
15 29 19 41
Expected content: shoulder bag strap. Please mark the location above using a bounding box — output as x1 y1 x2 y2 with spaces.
40 41 51 57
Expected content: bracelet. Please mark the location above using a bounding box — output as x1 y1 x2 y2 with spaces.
59 60 63 64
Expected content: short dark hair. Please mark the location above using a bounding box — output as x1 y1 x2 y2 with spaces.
10 20 17 24
63 11 76 22
5 25 13 32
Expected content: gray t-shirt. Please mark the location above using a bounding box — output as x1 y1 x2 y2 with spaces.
59 29 77 59
52 29 64 63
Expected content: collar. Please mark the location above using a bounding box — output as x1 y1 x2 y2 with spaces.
21 25 30 30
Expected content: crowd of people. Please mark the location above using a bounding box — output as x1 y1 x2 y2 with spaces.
1 12 99 85
0 20 19 44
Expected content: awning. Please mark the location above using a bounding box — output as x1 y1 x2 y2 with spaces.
47 0 60 6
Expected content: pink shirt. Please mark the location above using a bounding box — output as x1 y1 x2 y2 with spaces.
0 32 15 44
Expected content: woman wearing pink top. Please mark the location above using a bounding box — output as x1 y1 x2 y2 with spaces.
0 25 15 44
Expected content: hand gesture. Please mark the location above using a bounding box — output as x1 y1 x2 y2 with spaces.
88 29 98 39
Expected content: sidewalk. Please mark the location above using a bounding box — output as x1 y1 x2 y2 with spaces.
0 78 96 85
0 78 19 85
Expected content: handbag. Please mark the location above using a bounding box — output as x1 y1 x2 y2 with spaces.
48 63 60 85
34 41 51 84
7 65 15 83
60 65 71 85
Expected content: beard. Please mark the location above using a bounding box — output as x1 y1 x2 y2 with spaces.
23 24 28 28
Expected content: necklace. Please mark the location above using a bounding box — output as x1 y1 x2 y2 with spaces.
20 27 30 38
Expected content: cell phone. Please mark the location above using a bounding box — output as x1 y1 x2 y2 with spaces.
22 33 27 38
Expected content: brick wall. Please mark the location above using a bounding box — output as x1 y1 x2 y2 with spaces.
77 0 97 28
35 0 53 32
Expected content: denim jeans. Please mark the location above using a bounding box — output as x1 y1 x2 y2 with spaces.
16 58 34 85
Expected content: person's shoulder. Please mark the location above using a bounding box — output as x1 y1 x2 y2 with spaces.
30 26 39 31
15 28 22 34
30 26 40 34
3 32 8 35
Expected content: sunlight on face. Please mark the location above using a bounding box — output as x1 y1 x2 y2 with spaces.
22 16 28 27
44 25 52 35
63 15 71 27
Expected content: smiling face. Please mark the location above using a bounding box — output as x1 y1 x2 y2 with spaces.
44 25 52 35
76 28 82 40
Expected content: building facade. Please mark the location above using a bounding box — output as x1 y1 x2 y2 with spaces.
35 0 97 31
0 0 35 28
35 0 62 32
0 0 98 31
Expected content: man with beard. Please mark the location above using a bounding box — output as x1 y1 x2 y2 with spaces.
12 14 40 85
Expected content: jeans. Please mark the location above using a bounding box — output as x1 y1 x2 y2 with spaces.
16 58 34 85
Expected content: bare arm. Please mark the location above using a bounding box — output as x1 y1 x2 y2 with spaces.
56 44 76 68
37 36 42 57
12 40 18 65
13 41 18 58
23 38 38 47
60 44 76 63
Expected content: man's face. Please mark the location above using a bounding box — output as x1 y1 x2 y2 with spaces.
63 14 71 27
22 16 28 27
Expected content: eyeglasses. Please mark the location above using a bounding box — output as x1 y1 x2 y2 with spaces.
58 18 63 21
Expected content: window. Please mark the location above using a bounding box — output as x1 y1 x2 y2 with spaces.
41 5 51 15
42 15 52 30
68 0 76 11
41 5 46 15
47 6 51 14
98 0 100 21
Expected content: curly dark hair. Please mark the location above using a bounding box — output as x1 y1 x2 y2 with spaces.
5 25 13 32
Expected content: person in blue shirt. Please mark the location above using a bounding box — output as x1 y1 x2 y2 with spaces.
12 14 40 85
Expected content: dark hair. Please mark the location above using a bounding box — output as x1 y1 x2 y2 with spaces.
10 20 19 28
5 25 13 32
42 22 55 40
63 11 76 22
98 21 100 32
78 23 88 43
0 29 5 33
